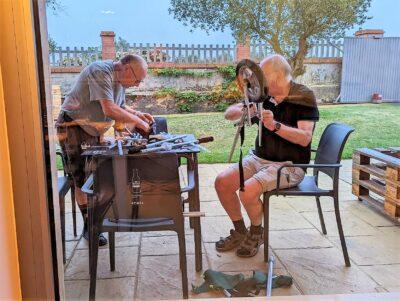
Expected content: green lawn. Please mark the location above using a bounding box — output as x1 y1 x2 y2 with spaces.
56 103 400 168
166 103 400 164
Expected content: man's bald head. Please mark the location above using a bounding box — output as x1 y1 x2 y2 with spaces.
260 54 292 81
116 54 148 87
120 54 148 72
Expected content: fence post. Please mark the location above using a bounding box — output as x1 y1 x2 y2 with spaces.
236 38 251 62
100 31 116 60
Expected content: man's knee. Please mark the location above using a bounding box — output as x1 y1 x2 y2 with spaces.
238 178 264 204
238 188 260 205
215 172 237 193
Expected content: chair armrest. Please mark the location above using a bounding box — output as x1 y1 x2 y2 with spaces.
181 169 195 193
81 174 94 195
275 163 342 192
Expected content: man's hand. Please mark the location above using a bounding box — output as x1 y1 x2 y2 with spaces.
126 119 150 133
136 111 154 124
262 110 275 131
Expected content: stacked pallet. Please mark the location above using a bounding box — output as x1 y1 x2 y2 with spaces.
352 147 400 220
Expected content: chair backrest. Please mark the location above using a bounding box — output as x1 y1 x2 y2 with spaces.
93 152 182 220
154 117 168 134
314 123 354 179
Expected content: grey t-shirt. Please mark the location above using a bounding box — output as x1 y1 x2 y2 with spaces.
61 60 125 136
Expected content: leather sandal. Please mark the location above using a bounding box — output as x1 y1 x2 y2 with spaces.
236 228 264 258
215 229 247 252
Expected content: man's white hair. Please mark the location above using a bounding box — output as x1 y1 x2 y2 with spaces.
260 54 292 80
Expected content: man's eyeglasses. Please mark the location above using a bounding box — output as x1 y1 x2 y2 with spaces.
128 64 144 84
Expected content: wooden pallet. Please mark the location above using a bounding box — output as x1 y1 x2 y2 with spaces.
352 147 400 220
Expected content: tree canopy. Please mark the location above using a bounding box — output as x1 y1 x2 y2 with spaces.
169 0 371 77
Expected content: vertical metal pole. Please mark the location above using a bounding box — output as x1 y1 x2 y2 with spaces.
258 103 263 146
266 256 274 297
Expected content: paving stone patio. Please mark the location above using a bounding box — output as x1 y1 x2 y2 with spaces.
62 160 400 300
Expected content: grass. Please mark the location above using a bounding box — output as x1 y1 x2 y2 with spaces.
56 103 400 167
166 104 400 164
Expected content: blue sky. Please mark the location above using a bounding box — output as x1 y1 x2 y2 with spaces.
47 0 400 47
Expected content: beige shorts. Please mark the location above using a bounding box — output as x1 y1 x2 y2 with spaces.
231 151 305 192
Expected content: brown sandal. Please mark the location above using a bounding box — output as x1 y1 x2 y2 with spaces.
215 229 247 252
236 228 264 257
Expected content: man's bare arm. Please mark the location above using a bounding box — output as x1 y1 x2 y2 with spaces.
99 100 149 131
224 103 257 121
275 120 315 147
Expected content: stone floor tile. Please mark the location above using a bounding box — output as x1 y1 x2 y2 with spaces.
268 205 314 231
198 176 217 187
384 287 400 292
198 164 218 177
211 163 231 174
201 216 251 243
274 247 379 295
199 186 219 201
270 229 333 249
65 212 84 242
360 264 400 287
136 254 212 300
65 277 135 301
204 243 283 272
377 226 400 236
348 202 396 227
286 196 356 213
65 240 79 263
199 201 228 216
301 211 381 237
331 236 400 265
65 246 139 280
141 235 198 256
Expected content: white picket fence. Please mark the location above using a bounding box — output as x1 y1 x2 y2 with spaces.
250 40 344 60
50 40 343 67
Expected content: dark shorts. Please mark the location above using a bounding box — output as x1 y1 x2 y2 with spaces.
56 111 99 188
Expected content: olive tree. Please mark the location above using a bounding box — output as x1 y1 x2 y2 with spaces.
169 0 371 77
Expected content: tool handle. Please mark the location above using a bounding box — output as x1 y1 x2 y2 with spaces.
197 136 214 144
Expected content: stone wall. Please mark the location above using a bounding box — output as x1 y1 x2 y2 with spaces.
297 62 342 102
50 61 342 114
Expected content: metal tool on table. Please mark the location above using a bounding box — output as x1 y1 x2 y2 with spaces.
228 59 268 163
141 136 214 153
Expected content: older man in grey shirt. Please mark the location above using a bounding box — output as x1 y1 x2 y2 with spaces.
57 54 152 245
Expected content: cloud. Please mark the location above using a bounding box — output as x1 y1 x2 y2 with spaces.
101 10 115 15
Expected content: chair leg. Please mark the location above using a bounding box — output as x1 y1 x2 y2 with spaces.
333 196 351 267
89 225 101 301
194 216 202 272
177 227 188 299
263 193 270 263
316 197 327 235
60 194 66 264
71 185 77 237
109 232 115 271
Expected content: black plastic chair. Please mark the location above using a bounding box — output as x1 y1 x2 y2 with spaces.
82 152 188 300
153 117 202 271
56 150 77 264
263 123 354 267
153 116 168 134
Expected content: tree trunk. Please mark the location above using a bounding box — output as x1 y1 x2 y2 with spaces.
290 38 310 78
